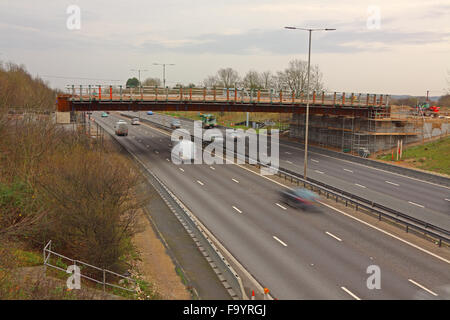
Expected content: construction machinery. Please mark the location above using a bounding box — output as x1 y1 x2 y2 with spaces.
199 114 217 129
417 102 440 117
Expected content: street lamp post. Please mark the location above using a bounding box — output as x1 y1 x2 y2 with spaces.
284 26 336 180
130 68 148 120
153 63 175 88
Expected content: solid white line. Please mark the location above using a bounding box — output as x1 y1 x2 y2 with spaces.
311 159 319 163
273 236 288 247
445 198 450 202
341 287 361 300
408 279 438 296
210 166 215 170
325 231 342 242
343 168 353 173
385 181 400 186
179 168 184 172
286 160 293 164
355 183 366 188
408 201 424 208
232 206 242 214
318 201 450 265
315 170 324 174
197 180 204 186
232 178 239 183
276 203 287 210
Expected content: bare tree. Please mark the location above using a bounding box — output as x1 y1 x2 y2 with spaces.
260 71 275 89
274 59 324 94
202 75 220 88
242 70 263 90
217 68 240 88
142 77 161 87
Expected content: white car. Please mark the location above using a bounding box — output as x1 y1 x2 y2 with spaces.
131 118 140 125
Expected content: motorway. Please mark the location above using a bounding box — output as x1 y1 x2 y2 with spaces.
125 111 450 230
94 112 450 299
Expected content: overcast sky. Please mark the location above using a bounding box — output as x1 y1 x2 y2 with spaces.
1 0 449 95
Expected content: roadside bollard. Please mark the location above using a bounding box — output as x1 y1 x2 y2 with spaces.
251 290 255 300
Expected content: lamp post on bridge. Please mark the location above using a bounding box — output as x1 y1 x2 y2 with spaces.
284 26 336 180
153 63 175 89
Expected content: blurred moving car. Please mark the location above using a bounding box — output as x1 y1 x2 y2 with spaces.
114 122 128 136
280 188 320 210
171 119 181 129
101 112 108 117
147 111 153 115
117 119 126 124
131 118 140 125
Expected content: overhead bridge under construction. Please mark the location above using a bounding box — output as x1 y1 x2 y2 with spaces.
57 85 390 118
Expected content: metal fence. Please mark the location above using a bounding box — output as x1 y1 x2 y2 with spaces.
43 240 137 293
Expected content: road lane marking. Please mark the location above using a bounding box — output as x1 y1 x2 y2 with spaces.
311 159 319 163
355 183 366 188
315 170 324 174
155 150 159 154
232 178 239 183
445 198 450 202
232 206 242 214
146 145 150 148
197 180 204 186
210 166 215 170
325 231 342 242
285 152 291 155
276 203 287 210
341 287 361 300
166 158 170 162
286 160 293 164
273 236 287 247
179 168 184 172
385 181 399 186
408 279 438 296
343 168 353 173
408 201 424 208
318 201 450 265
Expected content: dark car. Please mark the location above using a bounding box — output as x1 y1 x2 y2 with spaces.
280 188 320 210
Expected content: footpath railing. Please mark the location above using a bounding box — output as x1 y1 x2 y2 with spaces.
66 85 390 108
43 240 137 293
122 112 450 248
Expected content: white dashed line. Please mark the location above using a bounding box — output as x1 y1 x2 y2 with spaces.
343 168 353 173
276 203 287 210
166 158 170 162
232 206 242 214
286 160 293 164
155 150 159 154
210 166 215 170
325 231 342 242
355 183 366 188
311 159 319 163
179 168 184 172
445 198 450 202
285 152 291 155
197 180 204 186
315 170 324 174
341 287 361 300
408 279 438 296
408 201 424 208
385 181 399 186
273 236 287 247
232 178 239 183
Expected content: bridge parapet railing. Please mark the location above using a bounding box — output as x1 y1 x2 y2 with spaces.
65 85 390 108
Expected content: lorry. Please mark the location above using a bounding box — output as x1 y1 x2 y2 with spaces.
114 122 128 136
199 114 217 129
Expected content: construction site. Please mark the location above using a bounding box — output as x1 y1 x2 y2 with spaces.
289 105 450 157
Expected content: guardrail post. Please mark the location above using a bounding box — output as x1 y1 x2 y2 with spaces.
366 93 370 106
140 85 143 101
227 88 229 101
166 86 168 102
373 94 377 105
180 86 183 101
379 95 383 106
79 85 83 102
270 89 273 104
71 85 75 101
110 85 113 101
234 87 237 102
88 85 91 102
292 90 295 104
333 92 336 105
321 91 324 105
279 90 283 103
213 87 216 102
103 269 106 292
190 87 193 101
99 85 102 101
257 90 260 103
358 93 361 106
203 87 206 102
351 93 354 105
155 86 158 101
312 91 316 104
342 92 345 105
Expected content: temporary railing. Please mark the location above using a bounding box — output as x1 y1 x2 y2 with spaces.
66 85 390 108
120 112 450 247
43 240 137 293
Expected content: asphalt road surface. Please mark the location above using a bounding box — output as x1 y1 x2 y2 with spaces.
95 112 450 300
126 111 450 230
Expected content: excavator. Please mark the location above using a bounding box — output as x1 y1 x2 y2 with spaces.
199 113 217 129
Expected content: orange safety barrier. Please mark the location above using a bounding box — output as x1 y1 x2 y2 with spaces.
110 86 113 100
189 88 192 101
342 92 346 105
99 86 102 100
234 88 237 102
257 90 260 103
313 91 316 104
